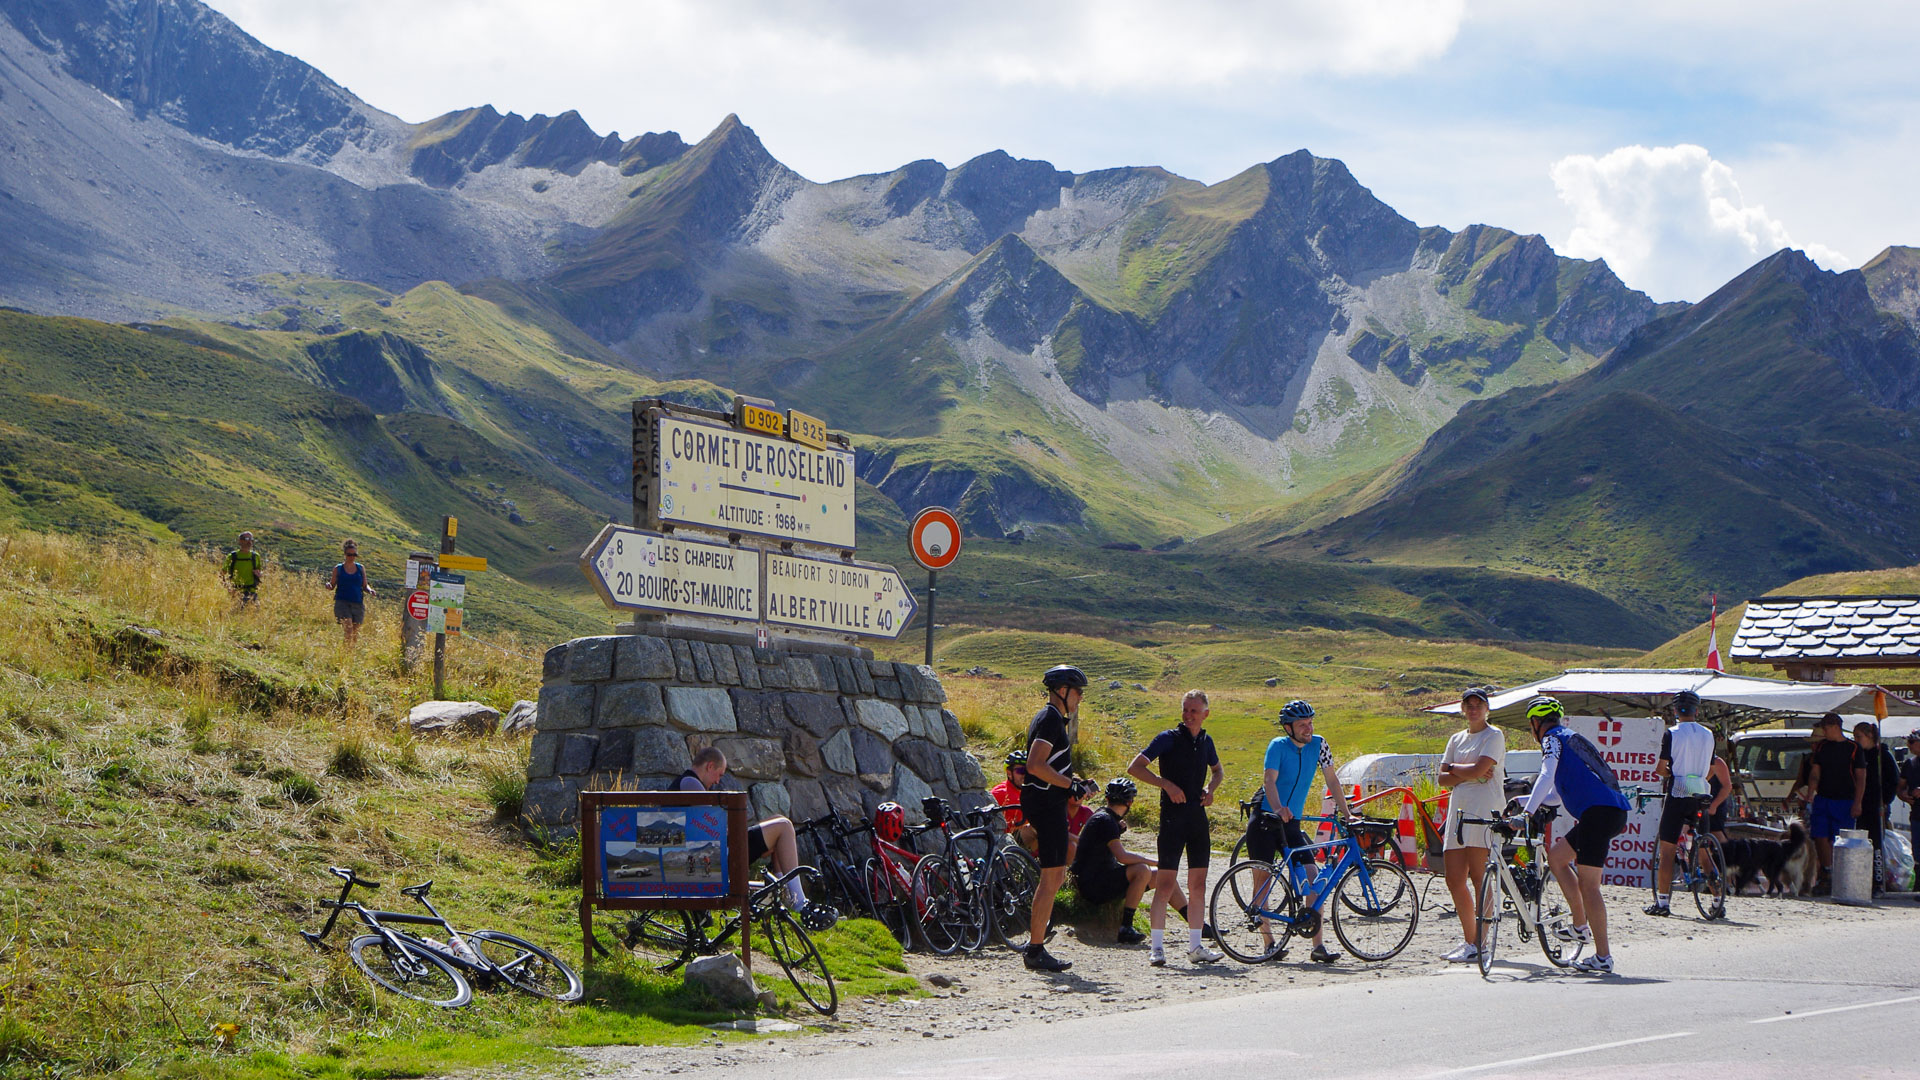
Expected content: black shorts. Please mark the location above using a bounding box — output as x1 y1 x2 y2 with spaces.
333 599 365 624
1566 805 1628 868
1245 814 1316 867
1157 805 1211 870
1022 792 1071 868
1657 796 1707 844
747 823 768 864
1072 862 1132 906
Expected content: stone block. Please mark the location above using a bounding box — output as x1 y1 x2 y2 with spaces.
710 643 741 686
903 704 927 739
731 689 781 736
593 728 634 774
567 637 617 682
750 781 791 820
523 776 581 827
733 646 761 689
893 663 923 702
951 750 986 790
787 778 828 824
831 655 858 695
784 693 843 737
941 753 960 792
669 638 697 682
615 635 676 680
527 732 561 779
811 656 838 694
713 736 784 781
891 765 935 816
873 677 902 700
759 663 789 690
852 699 910 741
783 726 824 777
753 646 780 665
632 725 692 776
921 707 946 748
783 655 824 691
821 729 855 775
851 727 892 775
535 682 595 731
916 665 948 704
556 733 599 776
690 641 716 682
598 682 667 726
892 737 947 784
867 659 894 678
853 659 876 696
542 643 569 682
665 686 737 732
941 709 963 748
821 774 879 819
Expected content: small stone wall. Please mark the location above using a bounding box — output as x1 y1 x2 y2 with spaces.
522 631 989 835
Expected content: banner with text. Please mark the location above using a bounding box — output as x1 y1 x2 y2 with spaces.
655 416 855 548
1566 714 1666 890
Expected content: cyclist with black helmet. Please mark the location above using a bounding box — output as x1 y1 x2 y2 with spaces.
1021 664 1087 972
1070 778 1168 945
1518 695 1630 974
1648 689 1717 918
1245 699 1353 964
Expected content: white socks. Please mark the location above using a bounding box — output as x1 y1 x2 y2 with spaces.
1189 927 1203 950
787 880 807 907
1150 928 1164 950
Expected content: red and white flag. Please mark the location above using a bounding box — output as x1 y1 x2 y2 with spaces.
1704 594 1724 671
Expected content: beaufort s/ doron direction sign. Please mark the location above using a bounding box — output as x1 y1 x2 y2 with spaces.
764 551 917 640
654 415 855 549
581 524 759 620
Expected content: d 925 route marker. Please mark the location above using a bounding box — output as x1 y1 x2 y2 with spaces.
580 524 759 620
764 550 917 640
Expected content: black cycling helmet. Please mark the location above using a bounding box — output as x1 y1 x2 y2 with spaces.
1004 748 1029 768
1043 664 1088 692
1525 695 1565 728
1672 689 1701 715
1280 699 1316 725
1104 777 1138 804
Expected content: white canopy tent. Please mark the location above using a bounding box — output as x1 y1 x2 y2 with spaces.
1427 668 1920 722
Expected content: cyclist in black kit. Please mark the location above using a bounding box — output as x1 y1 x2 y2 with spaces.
1021 664 1087 972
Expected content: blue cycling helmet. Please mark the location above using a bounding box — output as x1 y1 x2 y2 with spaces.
1280 699 1316 726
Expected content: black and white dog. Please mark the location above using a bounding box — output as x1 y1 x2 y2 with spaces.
1722 821 1815 896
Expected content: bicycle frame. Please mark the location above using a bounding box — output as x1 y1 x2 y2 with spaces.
1250 817 1386 925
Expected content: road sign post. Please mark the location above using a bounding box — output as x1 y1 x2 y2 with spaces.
909 507 962 667
400 551 434 671
434 516 455 699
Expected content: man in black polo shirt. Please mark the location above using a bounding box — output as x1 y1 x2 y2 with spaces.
1021 664 1087 973
1129 689 1225 966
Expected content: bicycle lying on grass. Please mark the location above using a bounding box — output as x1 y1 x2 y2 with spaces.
594 865 839 1016
1209 814 1419 963
1455 809 1579 976
302 866 583 1007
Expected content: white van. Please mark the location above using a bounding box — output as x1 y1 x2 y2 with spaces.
1336 750 1543 798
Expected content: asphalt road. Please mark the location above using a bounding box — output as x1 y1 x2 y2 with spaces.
598 907 1920 1079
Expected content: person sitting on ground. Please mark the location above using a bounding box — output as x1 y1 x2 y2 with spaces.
1069 778 1168 945
223 531 265 604
1128 689 1226 967
1438 686 1506 963
677 747 823 918
993 750 1039 855
1648 690 1720 918
1802 713 1864 895
1245 698 1355 965
1519 695 1631 974
1065 778 1096 865
1854 722 1899 894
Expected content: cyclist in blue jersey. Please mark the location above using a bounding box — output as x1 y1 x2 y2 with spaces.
1244 699 1354 964
1517 696 1630 974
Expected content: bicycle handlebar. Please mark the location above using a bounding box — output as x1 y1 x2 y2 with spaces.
329 865 379 889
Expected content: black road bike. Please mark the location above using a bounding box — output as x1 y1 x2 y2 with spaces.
594 866 838 1016
303 866 583 1007
795 810 885 925
912 798 1040 955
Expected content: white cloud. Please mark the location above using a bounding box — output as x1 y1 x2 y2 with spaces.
1550 144 1851 303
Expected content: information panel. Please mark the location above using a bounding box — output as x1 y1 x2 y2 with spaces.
426 571 465 636
764 551 917 639
654 415 855 548
580 524 759 620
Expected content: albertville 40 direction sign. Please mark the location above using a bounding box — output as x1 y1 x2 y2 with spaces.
765 551 916 638
655 416 855 549
581 525 759 621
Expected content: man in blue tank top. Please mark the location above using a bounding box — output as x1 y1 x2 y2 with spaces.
326 540 375 647
1518 696 1630 974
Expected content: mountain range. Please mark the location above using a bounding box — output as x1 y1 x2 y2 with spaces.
1 0 1916 645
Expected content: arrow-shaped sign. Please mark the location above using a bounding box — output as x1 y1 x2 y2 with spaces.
763 550 917 640
580 524 759 620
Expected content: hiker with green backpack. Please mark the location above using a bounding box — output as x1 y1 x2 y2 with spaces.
223 531 265 604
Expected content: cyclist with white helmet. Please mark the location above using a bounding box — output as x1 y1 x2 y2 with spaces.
1021 664 1088 972
1245 699 1353 965
1518 695 1630 974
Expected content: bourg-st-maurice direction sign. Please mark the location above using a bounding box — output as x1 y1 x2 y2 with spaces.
581 524 759 620
654 415 856 549
765 551 917 640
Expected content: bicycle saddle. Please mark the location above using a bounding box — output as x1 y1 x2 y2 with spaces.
401 881 432 898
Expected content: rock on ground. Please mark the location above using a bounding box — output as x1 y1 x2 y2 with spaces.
502 699 538 734
683 953 758 1008
407 700 501 738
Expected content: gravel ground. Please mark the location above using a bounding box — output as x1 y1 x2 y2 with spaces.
576 867 1918 1078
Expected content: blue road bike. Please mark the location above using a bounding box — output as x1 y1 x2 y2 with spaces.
1209 814 1420 963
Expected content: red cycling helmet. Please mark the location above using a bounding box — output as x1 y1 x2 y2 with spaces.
874 802 905 843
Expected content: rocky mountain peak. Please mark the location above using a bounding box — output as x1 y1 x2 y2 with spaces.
1863 246 1920 328
407 105 627 186
941 151 1074 249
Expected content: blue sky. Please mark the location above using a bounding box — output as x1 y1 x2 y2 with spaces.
211 0 1919 303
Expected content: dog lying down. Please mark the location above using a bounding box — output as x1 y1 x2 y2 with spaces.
1722 821 1816 896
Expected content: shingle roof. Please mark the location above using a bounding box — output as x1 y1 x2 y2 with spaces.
1730 595 1920 664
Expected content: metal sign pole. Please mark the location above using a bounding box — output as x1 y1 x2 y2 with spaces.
433 516 454 700
925 569 937 667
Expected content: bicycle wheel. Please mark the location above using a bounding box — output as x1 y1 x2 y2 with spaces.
986 846 1040 948
909 855 969 955
616 909 698 972
759 907 837 1016
1332 860 1419 962
1208 860 1295 964
466 930 583 1002
347 934 472 1007
865 858 914 948
1691 833 1728 920
829 861 884 924
1475 862 1502 976
1533 865 1573 968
